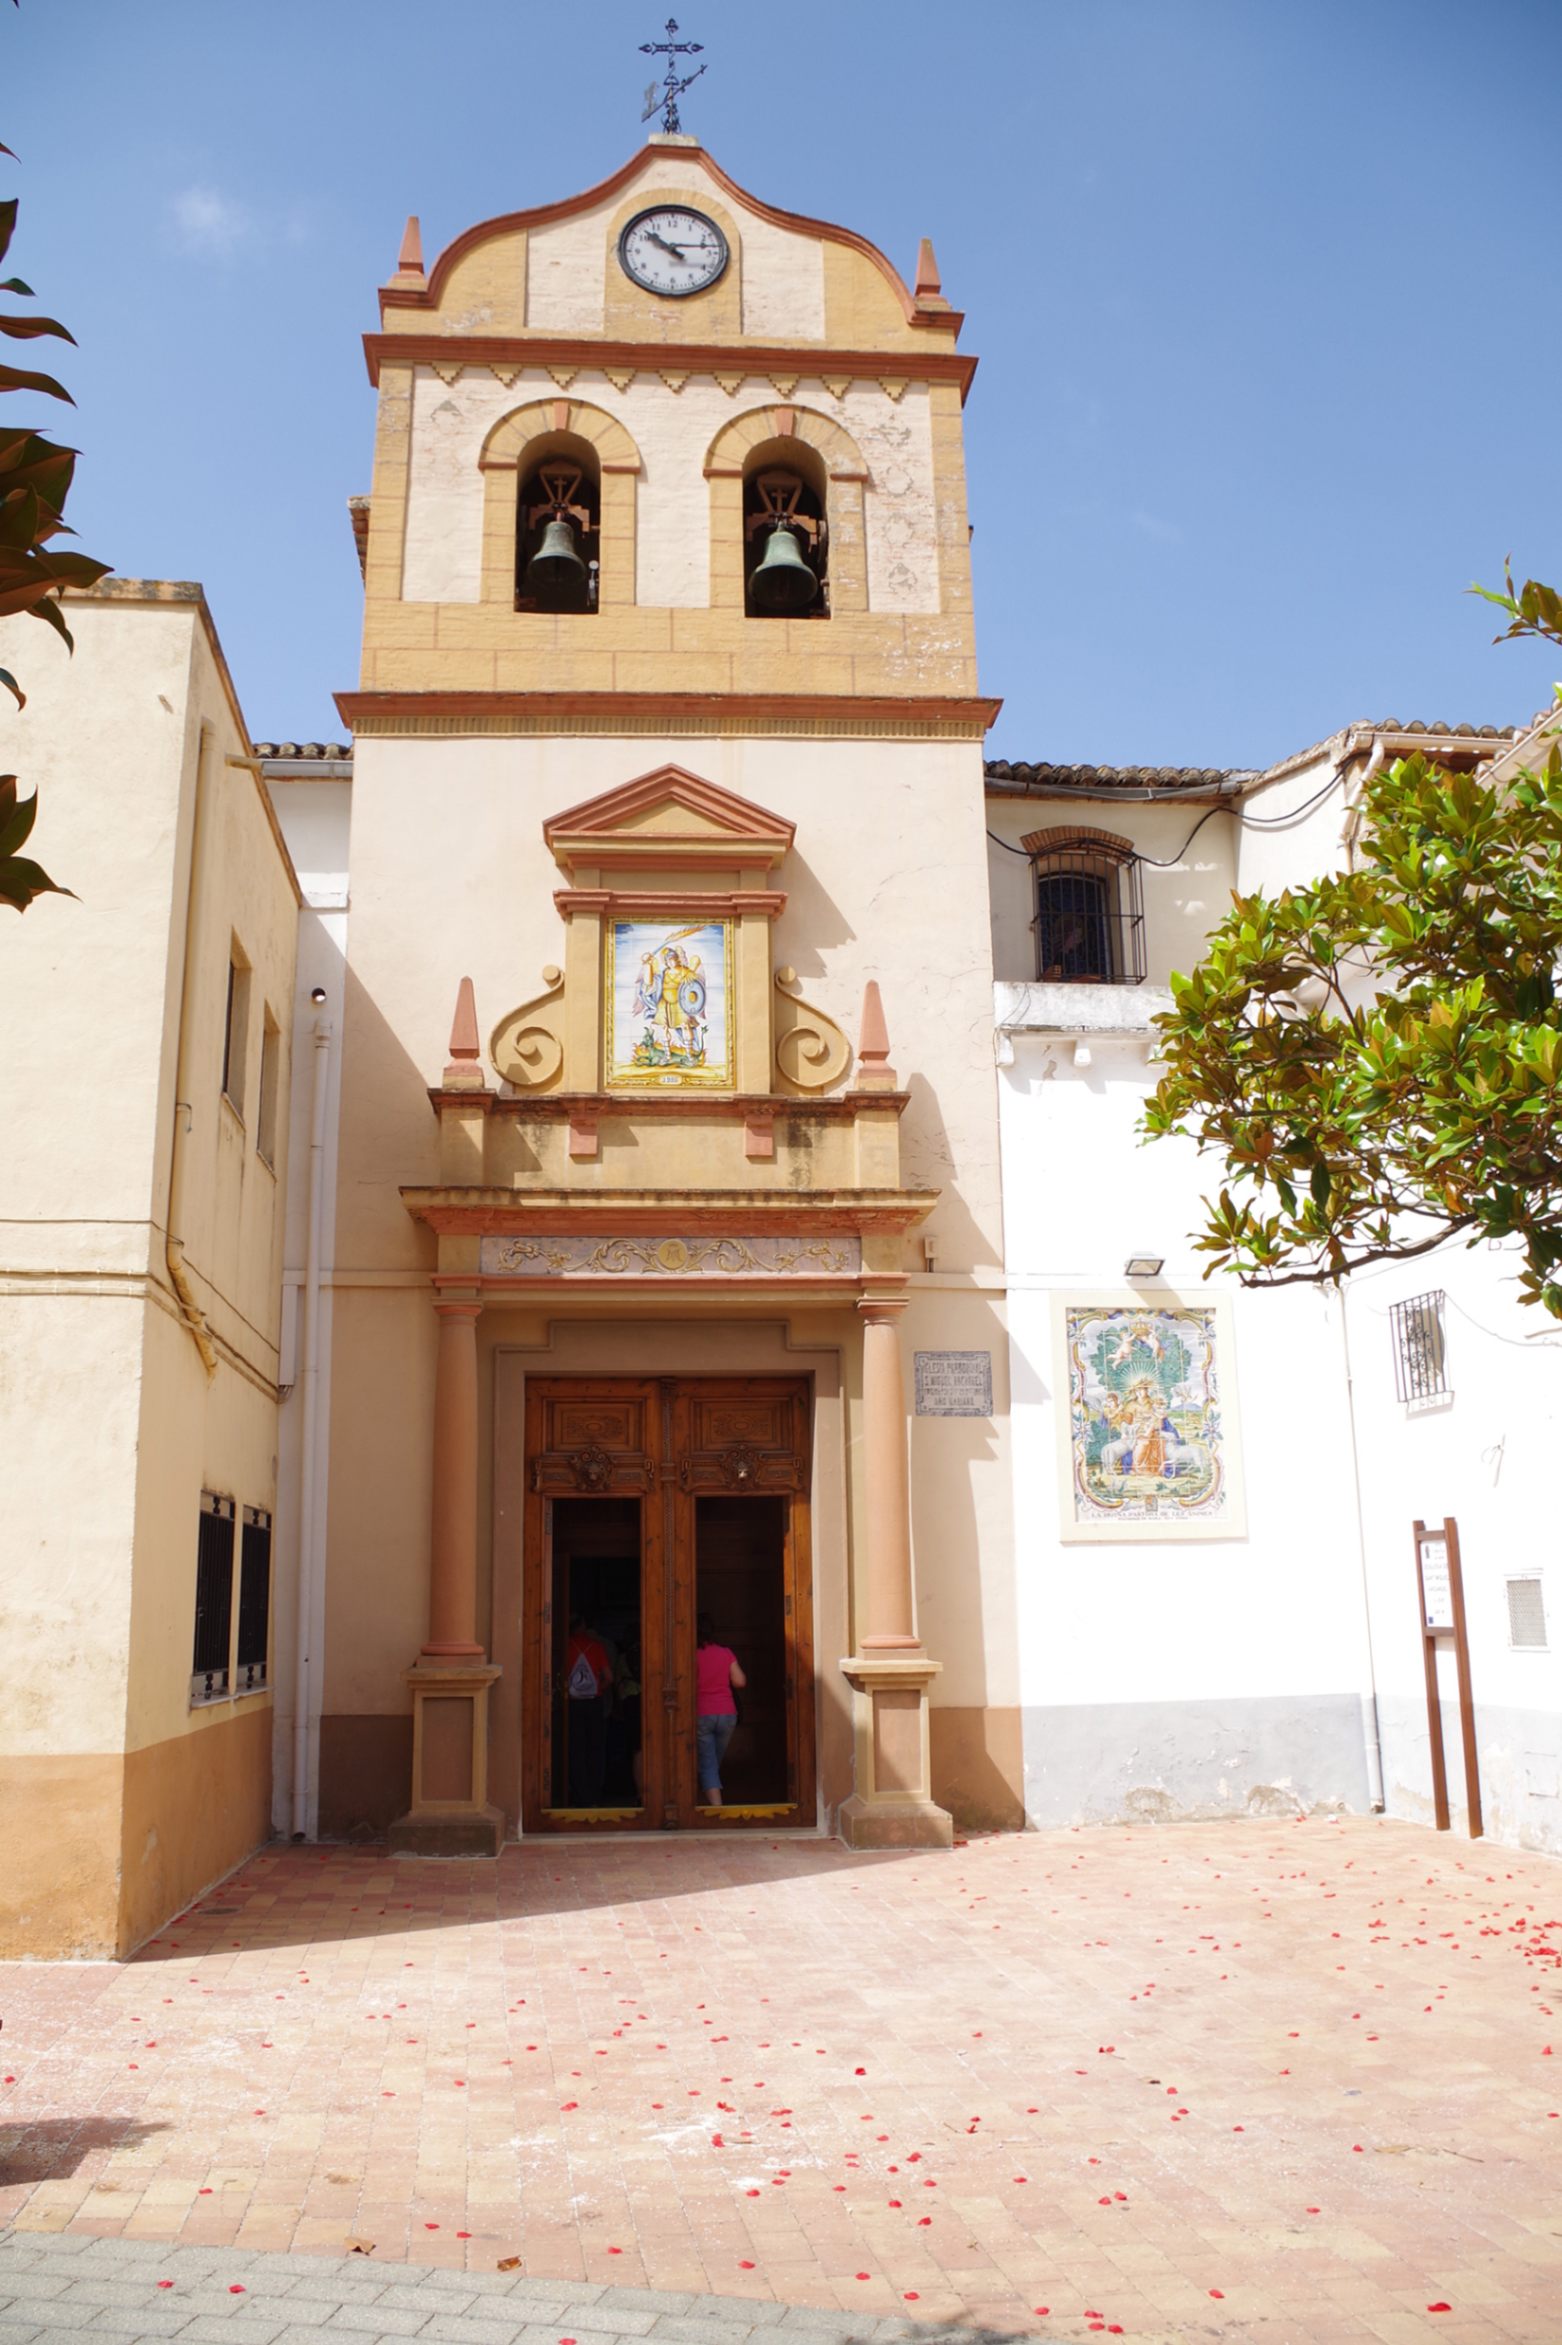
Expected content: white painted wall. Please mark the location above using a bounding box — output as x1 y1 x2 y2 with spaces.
1342 1241 1562 1855
998 1016 1377 1824
985 793 1239 988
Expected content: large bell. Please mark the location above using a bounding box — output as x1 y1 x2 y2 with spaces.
523 514 589 607
748 521 818 614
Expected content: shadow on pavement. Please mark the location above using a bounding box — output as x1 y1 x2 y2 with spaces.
130 1833 946 1963
0 2117 169 2184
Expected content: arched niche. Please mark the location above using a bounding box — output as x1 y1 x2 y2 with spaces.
478 399 642 610
703 406 869 616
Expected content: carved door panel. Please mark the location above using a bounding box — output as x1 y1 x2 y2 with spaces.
521 1376 814 1832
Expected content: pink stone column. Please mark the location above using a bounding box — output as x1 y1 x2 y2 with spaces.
858 1296 920 1652
424 1297 484 1659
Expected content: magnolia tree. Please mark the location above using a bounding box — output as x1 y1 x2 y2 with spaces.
1145 572 1562 1316
0 137 112 911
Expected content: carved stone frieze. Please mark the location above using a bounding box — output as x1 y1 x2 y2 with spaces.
489 964 565 1091
482 1232 860 1280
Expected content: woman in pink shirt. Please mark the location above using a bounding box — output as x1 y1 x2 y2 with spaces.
694 1612 747 1808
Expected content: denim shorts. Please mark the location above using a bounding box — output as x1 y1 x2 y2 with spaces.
696 1711 737 1795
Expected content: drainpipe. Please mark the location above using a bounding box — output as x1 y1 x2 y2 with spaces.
1335 1280 1386 1809
291 1002 333 1840
166 725 219 1378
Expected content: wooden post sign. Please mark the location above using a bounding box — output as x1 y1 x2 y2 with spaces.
1413 1516 1482 1839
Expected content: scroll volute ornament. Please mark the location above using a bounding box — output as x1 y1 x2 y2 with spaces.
490 964 565 1091
773 965 852 1094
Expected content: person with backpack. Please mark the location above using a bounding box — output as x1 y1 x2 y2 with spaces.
695 1613 746 1810
563 1615 613 1806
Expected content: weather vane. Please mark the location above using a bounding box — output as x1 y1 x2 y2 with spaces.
640 17 706 135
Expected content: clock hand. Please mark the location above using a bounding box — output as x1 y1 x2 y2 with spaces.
648 232 691 259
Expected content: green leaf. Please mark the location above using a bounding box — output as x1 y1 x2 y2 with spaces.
0 314 76 345
0 778 37 856
0 360 73 402
0 665 24 709
0 277 35 296
0 199 15 271
0 853 74 911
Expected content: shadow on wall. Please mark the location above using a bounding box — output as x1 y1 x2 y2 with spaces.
0 2119 170 2185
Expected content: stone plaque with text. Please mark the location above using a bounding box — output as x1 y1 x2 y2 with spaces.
914 1350 993 1417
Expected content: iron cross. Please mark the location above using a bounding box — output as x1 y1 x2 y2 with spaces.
640 17 706 135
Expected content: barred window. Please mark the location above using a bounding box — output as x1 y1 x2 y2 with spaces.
1389 1291 1448 1403
191 1493 235 1703
1025 833 1146 985
236 1507 272 1692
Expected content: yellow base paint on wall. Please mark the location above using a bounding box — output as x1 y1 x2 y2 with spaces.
0 1703 273 1960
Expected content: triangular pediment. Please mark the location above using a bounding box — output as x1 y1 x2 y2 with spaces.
544 765 795 875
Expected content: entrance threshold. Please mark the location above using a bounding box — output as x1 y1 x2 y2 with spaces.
511 1825 831 1845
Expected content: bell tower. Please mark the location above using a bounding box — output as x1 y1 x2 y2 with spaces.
345 135 985 715
326 136 1016 1854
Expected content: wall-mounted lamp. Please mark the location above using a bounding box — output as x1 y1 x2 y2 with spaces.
1123 1252 1165 1280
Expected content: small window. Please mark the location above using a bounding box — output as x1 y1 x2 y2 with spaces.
1033 849 1145 983
1389 1291 1448 1403
256 1012 281 1166
1507 1576 1547 1650
222 948 251 1118
191 1492 236 1704
236 1507 272 1691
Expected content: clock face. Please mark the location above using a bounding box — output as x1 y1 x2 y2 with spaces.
618 206 729 298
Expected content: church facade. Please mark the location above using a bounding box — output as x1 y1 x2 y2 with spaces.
2 140 1557 1958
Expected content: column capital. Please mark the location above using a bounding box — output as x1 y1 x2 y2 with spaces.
857 1291 908 1325
433 1287 483 1320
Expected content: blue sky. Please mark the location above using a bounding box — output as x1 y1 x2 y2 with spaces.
8 0 1560 763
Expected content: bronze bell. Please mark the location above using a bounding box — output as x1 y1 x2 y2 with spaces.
523 514 589 606
748 521 818 614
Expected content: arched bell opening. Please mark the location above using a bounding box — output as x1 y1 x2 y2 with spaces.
742 439 828 619
516 434 601 615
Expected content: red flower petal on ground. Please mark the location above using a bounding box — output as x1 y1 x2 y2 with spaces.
156 2281 173 2290
1428 2305 1451 2315
855 2272 870 2281
229 2285 246 2294
1209 2288 1224 2299
903 2292 919 2302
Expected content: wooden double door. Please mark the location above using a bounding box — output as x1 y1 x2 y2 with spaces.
522 1376 816 1831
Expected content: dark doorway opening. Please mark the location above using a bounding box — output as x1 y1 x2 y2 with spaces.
695 1495 788 1808
547 1497 642 1815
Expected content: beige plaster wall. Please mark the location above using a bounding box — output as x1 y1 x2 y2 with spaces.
383 145 929 355
334 734 1005 1272
401 369 941 617
0 590 296 1950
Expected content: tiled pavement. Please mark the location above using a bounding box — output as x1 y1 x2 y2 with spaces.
1 1820 1559 2345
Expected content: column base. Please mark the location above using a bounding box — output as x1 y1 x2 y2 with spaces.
837 1791 954 1850
388 1804 505 1859
389 1659 504 1860
838 1653 953 1851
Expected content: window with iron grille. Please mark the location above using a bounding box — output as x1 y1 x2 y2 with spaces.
1034 850 1146 984
1388 1290 1448 1402
236 1507 272 1691
1506 1576 1547 1650
191 1492 235 1703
